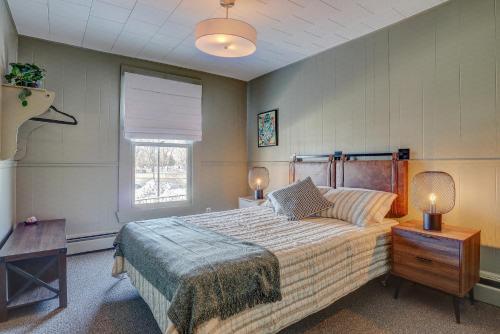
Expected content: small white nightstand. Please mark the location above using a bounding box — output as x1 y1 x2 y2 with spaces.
238 196 266 208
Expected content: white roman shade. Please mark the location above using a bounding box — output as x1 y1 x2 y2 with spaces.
122 72 202 141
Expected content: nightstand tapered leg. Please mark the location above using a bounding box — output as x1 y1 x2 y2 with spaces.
452 296 460 324
393 277 403 299
380 273 390 287
469 288 474 305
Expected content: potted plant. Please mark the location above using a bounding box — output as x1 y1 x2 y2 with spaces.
4 63 46 107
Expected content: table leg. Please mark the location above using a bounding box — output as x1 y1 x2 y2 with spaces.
0 261 7 322
452 296 460 324
58 253 67 308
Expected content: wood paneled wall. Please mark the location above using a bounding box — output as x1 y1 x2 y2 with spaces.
16 37 248 240
247 0 500 273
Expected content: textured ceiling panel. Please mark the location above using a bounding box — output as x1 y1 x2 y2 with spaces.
7 0 448 81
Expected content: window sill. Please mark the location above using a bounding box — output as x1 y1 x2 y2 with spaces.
116 201 194 224
132 200 191 210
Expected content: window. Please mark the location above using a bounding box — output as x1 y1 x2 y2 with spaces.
118 67 201 220
133 140 191 207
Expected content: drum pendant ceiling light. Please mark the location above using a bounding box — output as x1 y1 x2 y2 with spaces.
195 0 257 58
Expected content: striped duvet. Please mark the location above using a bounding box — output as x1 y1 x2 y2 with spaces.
115 206 397 334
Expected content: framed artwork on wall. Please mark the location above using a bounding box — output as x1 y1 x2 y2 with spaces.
257 109 278 147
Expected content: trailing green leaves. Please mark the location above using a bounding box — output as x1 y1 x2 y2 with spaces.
18 88 32 107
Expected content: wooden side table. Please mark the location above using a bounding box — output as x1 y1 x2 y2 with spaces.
391 220 480 323
0 219 67 322
238 196 266 208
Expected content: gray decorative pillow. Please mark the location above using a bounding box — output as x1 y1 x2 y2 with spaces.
268 184 332 215
268 177 334 220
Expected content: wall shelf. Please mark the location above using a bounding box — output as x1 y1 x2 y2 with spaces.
1 84 55 160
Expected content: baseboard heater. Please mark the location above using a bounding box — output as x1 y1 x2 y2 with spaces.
475 270 500 307
66 232 117 255
67 232 118 243
479 271 500 289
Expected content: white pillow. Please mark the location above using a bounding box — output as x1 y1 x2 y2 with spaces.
319 188 397 226
260 199 273 208
316 186 334 195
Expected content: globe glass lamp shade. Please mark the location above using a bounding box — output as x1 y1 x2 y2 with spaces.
411 171 455 231
195 18 257 58
248 167 269 200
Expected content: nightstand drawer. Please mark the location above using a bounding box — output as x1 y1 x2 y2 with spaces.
393 229 459 267
393 253 460 295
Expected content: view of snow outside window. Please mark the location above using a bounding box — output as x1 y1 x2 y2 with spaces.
134 144 188 205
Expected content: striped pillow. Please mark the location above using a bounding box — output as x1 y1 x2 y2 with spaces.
268 177 334 220
316 186 334 195
319 188 397 226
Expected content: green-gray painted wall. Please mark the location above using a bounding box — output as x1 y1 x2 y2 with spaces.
16 37 248 244
248 0 500 304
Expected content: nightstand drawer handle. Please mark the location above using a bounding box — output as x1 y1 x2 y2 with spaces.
419 234 439 240
416 256 433 263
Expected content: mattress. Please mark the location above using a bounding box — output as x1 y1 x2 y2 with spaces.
118 206 398 334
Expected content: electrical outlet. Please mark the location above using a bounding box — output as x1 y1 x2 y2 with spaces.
206 207 212 213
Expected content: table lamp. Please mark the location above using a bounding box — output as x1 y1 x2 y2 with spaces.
248 167 269 200
411 171 455 231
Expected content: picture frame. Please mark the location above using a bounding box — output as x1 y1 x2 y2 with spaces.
257 109 278 147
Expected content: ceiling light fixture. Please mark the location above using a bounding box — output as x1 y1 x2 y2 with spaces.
195 0 257 58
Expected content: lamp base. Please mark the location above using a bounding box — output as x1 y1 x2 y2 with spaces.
254 189 264 200
423 213 442 231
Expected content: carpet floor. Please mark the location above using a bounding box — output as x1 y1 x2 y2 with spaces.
0 250 498 334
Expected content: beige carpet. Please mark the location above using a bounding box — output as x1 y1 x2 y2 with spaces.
0 250 498 334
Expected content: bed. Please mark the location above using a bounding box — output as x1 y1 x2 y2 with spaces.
113 150 409 334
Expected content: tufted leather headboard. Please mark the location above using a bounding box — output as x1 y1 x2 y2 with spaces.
289 150 409 218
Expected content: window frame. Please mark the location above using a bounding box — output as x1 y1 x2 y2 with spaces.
131 140 193 210
117 65 201 223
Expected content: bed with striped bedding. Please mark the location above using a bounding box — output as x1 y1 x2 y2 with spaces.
115 205 397 334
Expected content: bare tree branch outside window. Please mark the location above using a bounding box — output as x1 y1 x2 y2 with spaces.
134 142 189 205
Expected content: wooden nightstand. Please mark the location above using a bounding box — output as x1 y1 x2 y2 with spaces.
238 196 266 208
391 220 480 323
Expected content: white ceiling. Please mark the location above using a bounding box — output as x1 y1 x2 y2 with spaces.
7 0 448 81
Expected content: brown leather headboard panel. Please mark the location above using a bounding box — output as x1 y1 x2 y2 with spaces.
335 158 408 218
289 151 409 218
289 156 333 187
